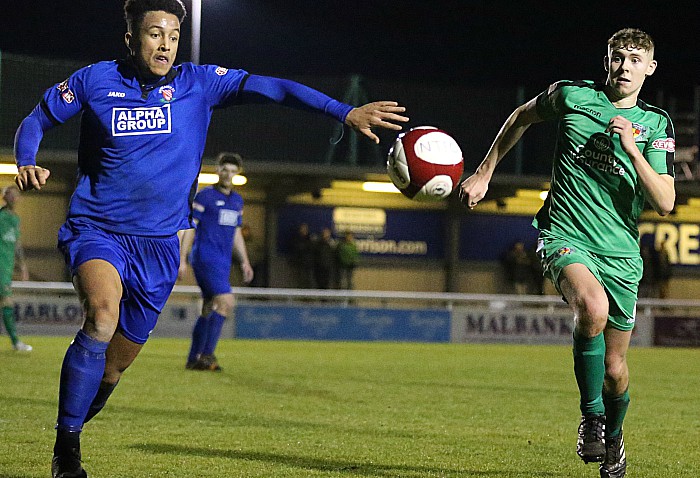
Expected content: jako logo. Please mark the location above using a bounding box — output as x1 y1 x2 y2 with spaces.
108 91 126 98
111 104 171 136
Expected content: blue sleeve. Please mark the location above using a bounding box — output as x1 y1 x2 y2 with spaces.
14 102 56 167
42 67 90 124
191 64 249 108
15 66 91 167
239 74 354 123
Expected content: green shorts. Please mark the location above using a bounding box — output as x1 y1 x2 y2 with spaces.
537 231 642 331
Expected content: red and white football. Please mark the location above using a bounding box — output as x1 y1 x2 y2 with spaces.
387 126 464 200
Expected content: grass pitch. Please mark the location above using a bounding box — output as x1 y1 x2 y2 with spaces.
1 337 699 477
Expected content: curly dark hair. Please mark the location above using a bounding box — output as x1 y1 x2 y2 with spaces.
608 28 655 55
124 0 187 32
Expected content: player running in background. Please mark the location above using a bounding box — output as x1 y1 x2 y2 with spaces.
460 28 674 478
0 185 31 352
179 152 252 372
13 0 408 476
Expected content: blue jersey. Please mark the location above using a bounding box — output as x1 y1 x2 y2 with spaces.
27 60 353 236
38 60 248 235
190 186 243 266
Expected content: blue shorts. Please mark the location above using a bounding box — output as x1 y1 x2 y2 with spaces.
57 219 179 344
191 255 232 299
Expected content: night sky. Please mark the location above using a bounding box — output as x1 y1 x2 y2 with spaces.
2 1 698 104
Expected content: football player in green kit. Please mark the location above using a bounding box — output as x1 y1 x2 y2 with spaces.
0 185 31 352
460 28 675 478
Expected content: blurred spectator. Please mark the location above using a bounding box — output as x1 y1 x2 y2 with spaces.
639 243 656 298
504 241 533 295
336 231 360 290
528 243 545 295
289 223 315 288
654 239 673 299
313 227 336 289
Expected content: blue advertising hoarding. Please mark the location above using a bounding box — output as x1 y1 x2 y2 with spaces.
459 214 539 261
235 304 451 342
277 204 446 258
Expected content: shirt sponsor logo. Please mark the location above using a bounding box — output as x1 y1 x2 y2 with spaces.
159 85 175 102
574 133 626 177
652 138 675 152
111 104 171 136
215 66 228 76
108 91 126 98
218 209 240 226
215 200 225 206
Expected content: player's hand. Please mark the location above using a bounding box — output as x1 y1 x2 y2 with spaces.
345 101 409 144
606 115 637 155
15 165 51 191
459 173 490 209
241 262 254 285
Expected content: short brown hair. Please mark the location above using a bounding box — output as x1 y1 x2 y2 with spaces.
217 152 243 169
608 28 655 55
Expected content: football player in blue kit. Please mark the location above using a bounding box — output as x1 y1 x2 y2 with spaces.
179 152 252 372
13 1 408 476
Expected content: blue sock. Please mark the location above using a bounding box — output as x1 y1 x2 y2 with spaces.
202 311 226 355
56 331 110 432
187 316 208 363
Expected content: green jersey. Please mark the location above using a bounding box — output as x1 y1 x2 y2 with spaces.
533 80 675 257
0 206 21 286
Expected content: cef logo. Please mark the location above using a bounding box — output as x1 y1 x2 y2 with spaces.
111 104 172 137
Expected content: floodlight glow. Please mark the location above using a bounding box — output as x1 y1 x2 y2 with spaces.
0 164 18 175
198 173 247 186
362 181 401 193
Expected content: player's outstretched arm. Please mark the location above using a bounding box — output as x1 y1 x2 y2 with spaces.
460 97 541 209
239 76 407 143
345 101 409 144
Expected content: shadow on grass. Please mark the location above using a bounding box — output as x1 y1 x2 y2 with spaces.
132 443 563 477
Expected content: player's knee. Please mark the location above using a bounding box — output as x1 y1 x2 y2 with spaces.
573 295 608 336
604 356 628 383
212 295 234 317
81 299 119 341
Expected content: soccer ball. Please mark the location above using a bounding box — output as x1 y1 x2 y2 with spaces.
387 126 464 200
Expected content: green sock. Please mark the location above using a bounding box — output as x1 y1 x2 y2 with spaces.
2 306 19 345
572 330 606 416
604 389 630 438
